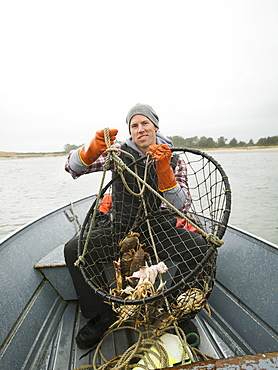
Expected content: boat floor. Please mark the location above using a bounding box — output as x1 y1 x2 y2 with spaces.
33 300 278 370
37 301 219 369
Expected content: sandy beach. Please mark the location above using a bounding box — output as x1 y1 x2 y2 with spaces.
1 146 277 159
0 151 67 159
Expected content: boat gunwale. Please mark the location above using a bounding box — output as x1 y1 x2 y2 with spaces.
1 194 277 252
0 194 96 247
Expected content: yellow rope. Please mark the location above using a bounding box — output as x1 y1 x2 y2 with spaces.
93 325 173 370
72 323 216 370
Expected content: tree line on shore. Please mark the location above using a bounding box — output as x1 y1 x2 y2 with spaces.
63 135 278 152
166 135 278 149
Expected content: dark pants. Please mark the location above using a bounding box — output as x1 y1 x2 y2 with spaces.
64 213 208 319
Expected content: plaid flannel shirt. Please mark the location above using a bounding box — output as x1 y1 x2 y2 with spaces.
65 143 192 212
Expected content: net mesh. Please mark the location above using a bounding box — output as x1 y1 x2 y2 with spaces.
77 146 231 329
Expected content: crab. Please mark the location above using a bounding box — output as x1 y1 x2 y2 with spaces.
120 252 134 277
119 232 141 253
119 231 150 275
132 245 150 272
172 281 212 317
110 231 172 326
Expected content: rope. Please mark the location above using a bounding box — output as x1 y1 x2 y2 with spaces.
75 133 113 267
72 129 227 369
95 326 175 370
70 202 81 235
72 323 216 370
107 128 224 247
75 127 224 267
206 233 224 247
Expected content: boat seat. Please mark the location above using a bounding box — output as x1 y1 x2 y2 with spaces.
34 243 178 302
34 244 77 300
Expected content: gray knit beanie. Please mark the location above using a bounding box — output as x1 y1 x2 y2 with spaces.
126 103 159 132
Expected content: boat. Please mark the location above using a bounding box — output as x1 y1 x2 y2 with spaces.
1 145 278 369
0 194 277 369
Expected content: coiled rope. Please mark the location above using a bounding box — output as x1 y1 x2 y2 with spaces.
73 322 216 370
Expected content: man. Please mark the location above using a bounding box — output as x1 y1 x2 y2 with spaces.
64 103 207 349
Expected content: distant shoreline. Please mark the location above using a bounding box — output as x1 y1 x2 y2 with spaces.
206 146 278 153
0 151 67 159
0 146 278 159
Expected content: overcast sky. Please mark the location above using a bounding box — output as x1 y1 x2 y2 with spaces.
1 0 278 153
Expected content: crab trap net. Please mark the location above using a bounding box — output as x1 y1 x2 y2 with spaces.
75 138 231 341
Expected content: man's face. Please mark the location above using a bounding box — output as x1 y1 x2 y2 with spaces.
130 114 157 154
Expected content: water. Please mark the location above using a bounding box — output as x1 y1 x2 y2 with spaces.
0 156 109 238
1 151 278 245
207 149 278 245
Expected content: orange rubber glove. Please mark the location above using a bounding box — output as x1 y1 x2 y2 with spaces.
149 144 178 191
79 129 118 166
